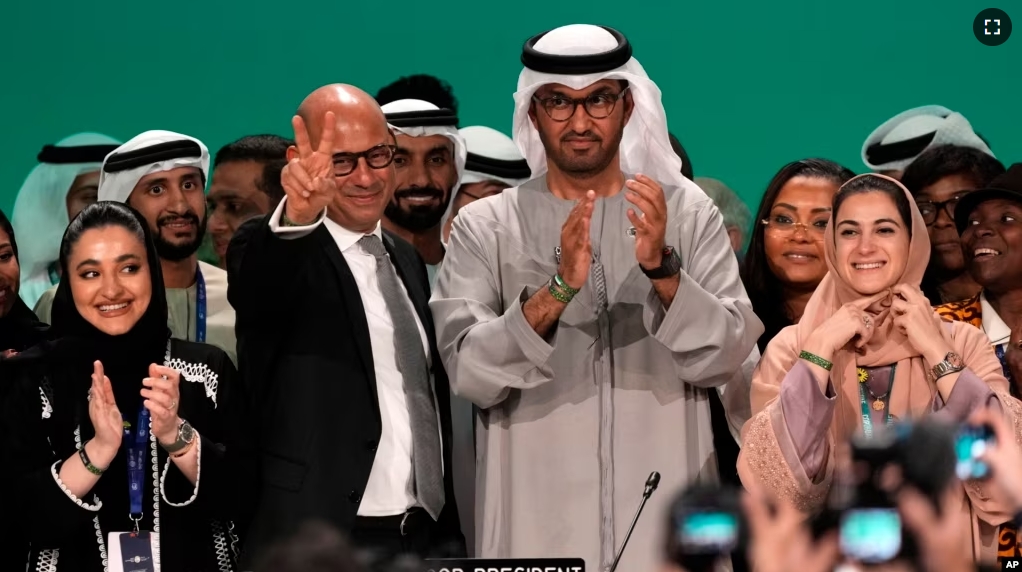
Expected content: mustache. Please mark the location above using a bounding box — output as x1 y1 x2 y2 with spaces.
394 187 444 199
157 213 200 227
562 132 600 143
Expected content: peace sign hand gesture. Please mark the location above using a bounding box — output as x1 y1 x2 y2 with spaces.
281 111 337 225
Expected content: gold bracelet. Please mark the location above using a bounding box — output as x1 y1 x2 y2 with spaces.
171 437 197 459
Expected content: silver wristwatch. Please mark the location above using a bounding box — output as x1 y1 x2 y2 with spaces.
930 352 965 382
162 419 196 454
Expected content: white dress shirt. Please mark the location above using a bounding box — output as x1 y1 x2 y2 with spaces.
980 292 1011 347
269 198 441 517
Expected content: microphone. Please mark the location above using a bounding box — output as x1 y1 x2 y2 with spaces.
608 471 661 572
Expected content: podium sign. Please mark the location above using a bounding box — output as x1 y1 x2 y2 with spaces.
423 558 585 572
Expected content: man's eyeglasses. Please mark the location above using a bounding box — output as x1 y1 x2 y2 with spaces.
332 144 398 177
532 85 631 122
761 215 829 238
915 193 971 226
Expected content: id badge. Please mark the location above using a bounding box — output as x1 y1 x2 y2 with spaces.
107 531 156 572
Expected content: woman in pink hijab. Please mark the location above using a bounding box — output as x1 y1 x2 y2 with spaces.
738 173 1022 563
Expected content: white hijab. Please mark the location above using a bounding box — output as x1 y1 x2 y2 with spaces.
98 130 210 204
512 24 692 194
11 132 121 308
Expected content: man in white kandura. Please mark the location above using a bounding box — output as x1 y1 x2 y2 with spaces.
430 24 762 572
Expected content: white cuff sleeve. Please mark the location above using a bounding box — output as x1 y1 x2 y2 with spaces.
51 460 102 511
159 438 201 507
268 197 327 239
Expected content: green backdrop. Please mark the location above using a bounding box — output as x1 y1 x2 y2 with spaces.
2 0 1018 218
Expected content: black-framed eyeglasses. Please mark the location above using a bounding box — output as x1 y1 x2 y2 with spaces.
332 144 398 177
915 192 971 226
532 85 631 122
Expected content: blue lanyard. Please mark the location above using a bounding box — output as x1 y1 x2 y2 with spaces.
996 344 1014 383
124 406 151 531
859 365 895 439
195 267 207 343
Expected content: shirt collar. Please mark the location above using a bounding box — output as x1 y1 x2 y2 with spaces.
322 217 383 252
980 291 1011 345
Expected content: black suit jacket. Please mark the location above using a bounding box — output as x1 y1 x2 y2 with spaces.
227 215 464 565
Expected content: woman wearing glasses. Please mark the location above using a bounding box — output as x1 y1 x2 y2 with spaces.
900 144 1004 304
742 159 856 352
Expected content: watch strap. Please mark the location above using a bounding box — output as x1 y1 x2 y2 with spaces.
641 246 681 279
161 420 193 453
931 352 965 381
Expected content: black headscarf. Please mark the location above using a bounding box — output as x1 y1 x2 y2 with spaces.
0 209 49 354
47 202 170 409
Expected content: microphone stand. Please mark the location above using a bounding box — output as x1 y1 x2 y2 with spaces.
608 472 660 572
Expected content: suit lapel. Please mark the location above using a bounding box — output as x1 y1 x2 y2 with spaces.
315 227 378 400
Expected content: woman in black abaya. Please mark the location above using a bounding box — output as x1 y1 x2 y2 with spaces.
0 202 249 571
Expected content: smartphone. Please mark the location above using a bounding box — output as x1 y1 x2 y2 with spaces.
840 508 902 564
676 509 740 555
955 424 996 480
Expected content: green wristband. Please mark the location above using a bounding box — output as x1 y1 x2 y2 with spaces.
79 443 105 476
553 274 579 296
799 350 833 371
548 281 573 304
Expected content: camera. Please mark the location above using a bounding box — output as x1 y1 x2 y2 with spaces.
665 483 747 572
955 423 996 481
833 417 959 564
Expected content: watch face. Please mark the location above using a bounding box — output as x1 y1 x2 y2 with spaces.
947 352 964 368
180 422 195 443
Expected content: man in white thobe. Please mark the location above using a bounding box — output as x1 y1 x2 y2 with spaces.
430 24 762 572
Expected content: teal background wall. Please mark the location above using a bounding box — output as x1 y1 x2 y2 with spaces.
2 0 1018 218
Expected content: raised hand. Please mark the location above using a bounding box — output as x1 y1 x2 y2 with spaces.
742 490 840 572
141 364 182 446
558 190 596 291
281 111 338 224
891 284 953 366
88 360 122 465
971 406 1022 510
625 174 669 270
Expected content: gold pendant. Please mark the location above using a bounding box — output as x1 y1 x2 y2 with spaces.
872 399 885 411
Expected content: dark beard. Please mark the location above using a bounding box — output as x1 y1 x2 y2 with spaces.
384 187 450 232
153 214 206 262
541 121 625 177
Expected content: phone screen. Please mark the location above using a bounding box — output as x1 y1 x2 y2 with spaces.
955 424 995 480
840 508 901 564
678 510 739 554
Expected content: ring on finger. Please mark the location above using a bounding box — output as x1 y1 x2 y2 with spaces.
862 315 872 329
169 400 177 409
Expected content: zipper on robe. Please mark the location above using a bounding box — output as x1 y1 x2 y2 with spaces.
590 200 616 570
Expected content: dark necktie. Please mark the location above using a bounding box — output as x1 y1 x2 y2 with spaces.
357 234 444 519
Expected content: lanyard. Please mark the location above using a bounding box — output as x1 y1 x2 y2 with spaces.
858 365 895 439
996 344 1014 383
124 406 151 533
195 267 207 343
